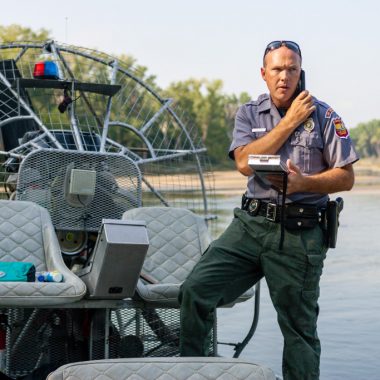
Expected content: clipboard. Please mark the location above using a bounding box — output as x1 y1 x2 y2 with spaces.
248 154 288 189
248 154 288 173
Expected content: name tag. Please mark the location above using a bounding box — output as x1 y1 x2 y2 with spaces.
251 128 266 132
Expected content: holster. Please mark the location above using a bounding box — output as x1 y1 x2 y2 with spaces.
325 197 344 248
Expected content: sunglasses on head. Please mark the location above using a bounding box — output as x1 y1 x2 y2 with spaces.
263 41 302 62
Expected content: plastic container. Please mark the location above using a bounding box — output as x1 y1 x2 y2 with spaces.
36 271 64 283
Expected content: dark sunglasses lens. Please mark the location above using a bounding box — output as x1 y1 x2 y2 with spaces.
284 41 300 54
265 41 281 54
264 41 301 58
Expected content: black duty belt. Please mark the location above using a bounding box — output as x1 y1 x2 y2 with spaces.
241 197 324 229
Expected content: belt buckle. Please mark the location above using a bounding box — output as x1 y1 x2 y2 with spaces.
266 202 277 222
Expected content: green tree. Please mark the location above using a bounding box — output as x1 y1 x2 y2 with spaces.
164 78 206 137
207 88 251 167
370 122 380 157
0 24 50 42
164 79 251 167
204 80 229 165
116 53 158 90
350 119 380 158
224 92 251 141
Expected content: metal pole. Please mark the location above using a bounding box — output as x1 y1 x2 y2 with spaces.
69 81 84 151
140 99 173 134
100 61 118 152
233 281 261 358
104 308 110 359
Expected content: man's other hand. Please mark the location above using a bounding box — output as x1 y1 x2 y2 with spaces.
284 91 316 129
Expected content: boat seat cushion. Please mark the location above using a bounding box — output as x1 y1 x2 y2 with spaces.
123 207 211 284
123 207 254 307
0 200 86 306
46 357 276 380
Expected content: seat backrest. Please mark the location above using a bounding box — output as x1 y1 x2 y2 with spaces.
123 207 211 284
0 200 47 271
0 200 87 306
46 357 276 380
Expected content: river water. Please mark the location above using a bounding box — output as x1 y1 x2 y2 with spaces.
214 190 380 379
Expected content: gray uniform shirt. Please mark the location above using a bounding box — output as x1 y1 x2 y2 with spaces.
229 93 359 206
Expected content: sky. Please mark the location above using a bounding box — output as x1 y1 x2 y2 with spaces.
0 0 379 128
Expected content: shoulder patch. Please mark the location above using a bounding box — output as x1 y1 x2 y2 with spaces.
332 117 349 138
325 107 334 119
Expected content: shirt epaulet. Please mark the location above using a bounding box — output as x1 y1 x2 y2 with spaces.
241 94 269 110
256 94 271 113
312 97 335 132
313 98 330 113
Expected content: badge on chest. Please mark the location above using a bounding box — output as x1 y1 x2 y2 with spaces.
303 118 315 133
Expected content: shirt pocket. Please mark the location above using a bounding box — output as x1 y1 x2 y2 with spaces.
290 130 323 173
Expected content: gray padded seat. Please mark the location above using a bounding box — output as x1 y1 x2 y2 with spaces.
0 200 86 306
122 207 253 307
46 357 276 380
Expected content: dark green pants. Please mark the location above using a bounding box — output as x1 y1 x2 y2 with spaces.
179 207 327 380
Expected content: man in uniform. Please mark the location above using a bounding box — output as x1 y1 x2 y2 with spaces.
178 41 359 380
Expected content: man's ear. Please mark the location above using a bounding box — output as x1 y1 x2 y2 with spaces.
260 67 266 81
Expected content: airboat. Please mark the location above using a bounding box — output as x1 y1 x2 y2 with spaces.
0 41 269 379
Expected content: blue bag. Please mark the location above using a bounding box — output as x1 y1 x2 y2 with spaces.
0 262 36 282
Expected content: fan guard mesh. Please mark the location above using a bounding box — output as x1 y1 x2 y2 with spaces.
16 149 141 231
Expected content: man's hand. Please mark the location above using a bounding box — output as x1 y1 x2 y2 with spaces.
265 159 304 194
265 160 355 195
284 91 316 129
285 159 304 194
